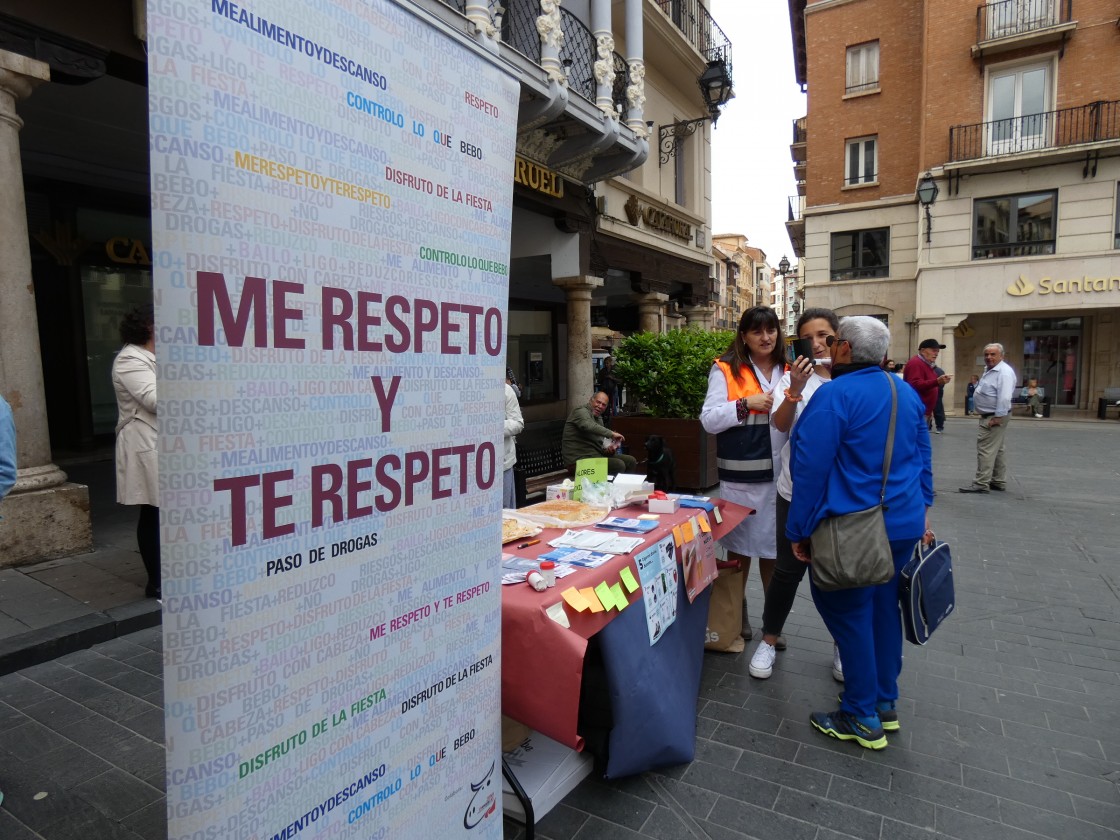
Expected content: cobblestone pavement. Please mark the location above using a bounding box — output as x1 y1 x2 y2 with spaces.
0 417 1117 839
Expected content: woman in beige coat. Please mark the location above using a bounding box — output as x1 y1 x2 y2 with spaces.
113 305 160 599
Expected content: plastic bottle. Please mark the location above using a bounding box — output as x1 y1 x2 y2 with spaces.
526 570 546 591
538 561 556 588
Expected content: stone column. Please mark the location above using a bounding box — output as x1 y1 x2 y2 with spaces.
680 303 715 332
590 0 616 118
940 315 968 415
623 0 647 137
634 291 667 334
0 50 91 566
554 275 604 405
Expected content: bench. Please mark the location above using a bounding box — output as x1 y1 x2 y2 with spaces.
1012 387 1050 417
513 444 571 508
1097 387 1120 420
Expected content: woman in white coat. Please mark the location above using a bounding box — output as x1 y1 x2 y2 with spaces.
113 306 160 599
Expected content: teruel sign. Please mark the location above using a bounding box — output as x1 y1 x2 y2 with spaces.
1007 274 1120 297
513 156 563 198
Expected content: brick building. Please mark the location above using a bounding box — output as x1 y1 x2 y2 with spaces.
786 0 1120 413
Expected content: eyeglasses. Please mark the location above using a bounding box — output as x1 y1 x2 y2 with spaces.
825 336 848 347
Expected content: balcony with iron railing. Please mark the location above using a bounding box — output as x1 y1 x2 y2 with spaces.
949 99 1120 162
791 116 807 163
653 0 733 77
785 196 805 258
972 0 1075 58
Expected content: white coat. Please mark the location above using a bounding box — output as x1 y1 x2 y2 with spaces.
503 383 524 471
113 344 158 506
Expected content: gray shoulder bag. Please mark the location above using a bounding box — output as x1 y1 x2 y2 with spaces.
809 372 897 591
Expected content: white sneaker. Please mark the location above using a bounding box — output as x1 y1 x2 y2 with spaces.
832 644 844 683
1034 413 1043 419
749 641 777 679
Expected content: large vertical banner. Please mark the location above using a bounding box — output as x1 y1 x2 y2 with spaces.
149 1 517 836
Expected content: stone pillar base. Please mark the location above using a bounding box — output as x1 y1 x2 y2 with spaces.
0 482 92 568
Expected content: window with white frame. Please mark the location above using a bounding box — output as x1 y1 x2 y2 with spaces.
846 41 879 94
845 136 877 186
986 60 1051 156
972 190 1057 259
831 228 890 280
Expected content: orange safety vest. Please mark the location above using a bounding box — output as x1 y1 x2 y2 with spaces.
713 359 783 483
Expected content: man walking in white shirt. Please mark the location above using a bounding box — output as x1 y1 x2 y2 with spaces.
960 343 1017 494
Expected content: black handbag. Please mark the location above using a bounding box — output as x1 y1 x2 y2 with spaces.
899 539 955 645
809 373 897 591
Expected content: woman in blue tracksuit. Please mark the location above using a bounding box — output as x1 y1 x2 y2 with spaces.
786 316 934 750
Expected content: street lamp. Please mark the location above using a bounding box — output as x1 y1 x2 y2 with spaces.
778 255 790 276
659 59 734 165
917 172 939 244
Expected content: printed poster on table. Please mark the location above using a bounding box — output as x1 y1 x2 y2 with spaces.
150 1 517 837
681 518 718 603
633 536 678 644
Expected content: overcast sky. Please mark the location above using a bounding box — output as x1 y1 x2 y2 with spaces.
709 0 806 266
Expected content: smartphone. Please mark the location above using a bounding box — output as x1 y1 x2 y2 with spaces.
790 338 813 363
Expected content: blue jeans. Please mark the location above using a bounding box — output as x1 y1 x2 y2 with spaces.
809 538 917 718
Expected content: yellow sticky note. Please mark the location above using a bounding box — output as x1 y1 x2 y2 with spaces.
682 520 695 542
561 587 590 612
594 581 615 611
713 506 723 525
697 512 711 533
580 587 605 613
610 582 628 611
619 566 639 593
672 525 684 546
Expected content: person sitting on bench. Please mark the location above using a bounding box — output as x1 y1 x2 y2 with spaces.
1021 379 1045 418
562 392 638 475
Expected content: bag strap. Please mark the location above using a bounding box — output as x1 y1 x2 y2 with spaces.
880 372 898 507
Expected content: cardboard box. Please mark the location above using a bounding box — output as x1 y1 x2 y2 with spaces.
648 497 680 514
545 485 570 500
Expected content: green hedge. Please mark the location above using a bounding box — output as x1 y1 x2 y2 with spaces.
613 329 735 419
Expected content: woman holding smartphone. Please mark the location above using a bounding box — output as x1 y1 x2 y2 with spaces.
700 306 788 641
748 308 843 680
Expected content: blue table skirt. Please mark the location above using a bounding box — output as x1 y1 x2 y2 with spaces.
596 582 712 778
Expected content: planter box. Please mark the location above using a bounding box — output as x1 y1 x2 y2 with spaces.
610 416 718 491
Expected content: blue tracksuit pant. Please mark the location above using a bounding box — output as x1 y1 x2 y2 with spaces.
809 539 918 719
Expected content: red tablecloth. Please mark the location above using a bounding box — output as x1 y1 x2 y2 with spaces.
501 499 751 751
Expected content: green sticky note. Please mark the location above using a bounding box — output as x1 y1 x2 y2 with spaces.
594 581 615 611
619 567 639 593
610 582 628 611
572 458 608 501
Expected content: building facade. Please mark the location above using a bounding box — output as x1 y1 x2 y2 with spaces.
786 0 1120 412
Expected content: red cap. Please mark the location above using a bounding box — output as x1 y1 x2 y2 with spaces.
539 561 556 570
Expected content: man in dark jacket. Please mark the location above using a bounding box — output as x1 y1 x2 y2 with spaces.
562 392 637 474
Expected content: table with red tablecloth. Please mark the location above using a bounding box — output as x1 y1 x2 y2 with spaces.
501 498 751 778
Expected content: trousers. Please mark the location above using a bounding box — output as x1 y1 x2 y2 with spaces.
760 494 808 637
810 539 916 718
973 414 1010 488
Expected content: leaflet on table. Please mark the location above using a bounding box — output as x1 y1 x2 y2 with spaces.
595 516 659 534
670 494 715 511
500 555 579 585
633 535 678 645
536 546 613 568
548 529 645 554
